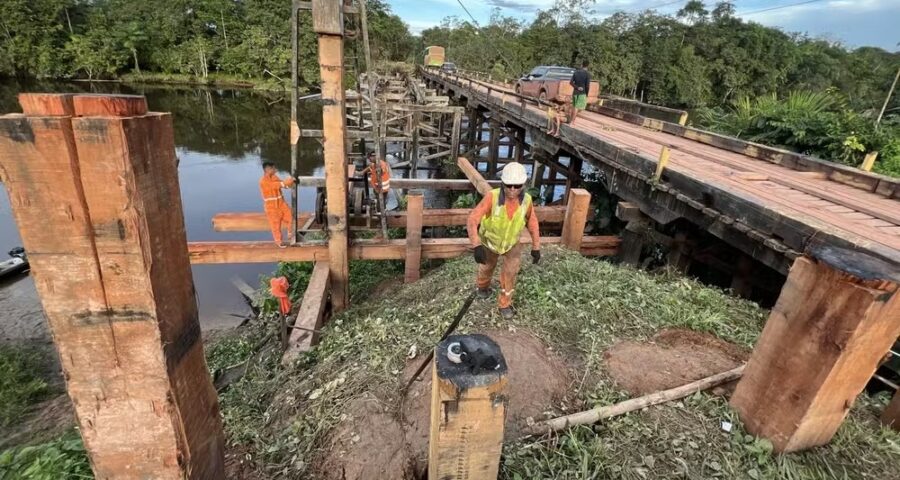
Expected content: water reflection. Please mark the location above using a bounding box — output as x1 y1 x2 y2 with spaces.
0 81 325 335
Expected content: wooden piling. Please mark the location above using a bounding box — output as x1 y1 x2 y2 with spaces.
488 120 500 178
561 189 591 251
404 191 424 283
314 2 350 311
428 334 507 480
282 261 331 364
730 246 900 452
0 94 224 478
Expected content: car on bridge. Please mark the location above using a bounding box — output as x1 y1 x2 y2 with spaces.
515 65 600 104
440 62 457 74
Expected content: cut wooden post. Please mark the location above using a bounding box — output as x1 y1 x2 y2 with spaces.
882 389 900 431
457 157 492 196
429 334 507 480
653 145 671 181
678 111 689 126
0 94 224 478
282 261 331 364
561 188 591 251
731 246 900 453
315 4 350 312
860 152 878 172
404 191 424 283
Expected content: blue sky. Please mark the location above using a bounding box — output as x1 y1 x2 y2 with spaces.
387 0 900 51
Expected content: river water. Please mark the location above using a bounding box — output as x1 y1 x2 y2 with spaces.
0 80 328 340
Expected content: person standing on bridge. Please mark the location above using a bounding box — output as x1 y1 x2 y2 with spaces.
569 60 591 126
259 162 296 248
467 162 541 319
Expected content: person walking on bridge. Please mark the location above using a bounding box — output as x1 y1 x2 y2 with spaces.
467 162 541 319
569 60 591 126
259 162 296 248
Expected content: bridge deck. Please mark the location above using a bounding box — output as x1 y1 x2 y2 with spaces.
425 71 900 269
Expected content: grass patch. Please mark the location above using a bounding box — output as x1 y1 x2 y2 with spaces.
0 430 91 480
0 346 50 428
209 247 899 478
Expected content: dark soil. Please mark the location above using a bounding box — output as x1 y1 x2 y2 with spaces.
318 395 416 480
603 328 750 396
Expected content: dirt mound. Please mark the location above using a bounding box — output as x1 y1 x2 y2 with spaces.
401 329 571 477
604 328 750 396
318 396 415 480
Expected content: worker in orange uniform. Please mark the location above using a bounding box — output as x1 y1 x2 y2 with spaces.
259 162 296 248
363 150 392 209
467 162 541 319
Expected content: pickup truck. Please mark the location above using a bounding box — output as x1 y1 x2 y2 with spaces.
514 65 600 104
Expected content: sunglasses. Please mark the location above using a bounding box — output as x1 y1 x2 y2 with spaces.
503 184 524 190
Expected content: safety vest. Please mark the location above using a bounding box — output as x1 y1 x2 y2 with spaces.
478 188 531 255
368 161 391 192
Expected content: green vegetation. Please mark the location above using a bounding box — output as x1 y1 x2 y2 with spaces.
205 247 900 478
0 431 91 480
0 346 49 428
698 90 900 177
0 0 414 88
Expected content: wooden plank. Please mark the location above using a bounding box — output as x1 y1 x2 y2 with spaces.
72 94 147 117
730 247 900 453
429 335 507 480
318 33 350 311
187 236 620 264
213 206 570 232
282 261 330 364
0 95 224 478
18 93 74 116
882 389 900 431
405 192 424 283
561 189 591 251
457 157 492 196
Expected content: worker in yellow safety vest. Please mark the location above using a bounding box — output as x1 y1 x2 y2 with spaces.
467 162 541 319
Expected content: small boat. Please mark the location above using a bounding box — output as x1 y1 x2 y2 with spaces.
0 247 29 279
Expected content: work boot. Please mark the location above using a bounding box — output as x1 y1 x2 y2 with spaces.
278 241 288 249
499 307 515 319
476 287 493 299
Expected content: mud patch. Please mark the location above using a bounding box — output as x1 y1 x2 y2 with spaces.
401 328 571 477
318 395 415 480
604 328 750 396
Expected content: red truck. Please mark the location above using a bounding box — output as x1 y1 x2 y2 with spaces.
514 65 600 104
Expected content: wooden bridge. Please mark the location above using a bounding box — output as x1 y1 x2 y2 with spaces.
422 69 900 278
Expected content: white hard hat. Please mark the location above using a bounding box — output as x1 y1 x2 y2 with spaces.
500 162 528 185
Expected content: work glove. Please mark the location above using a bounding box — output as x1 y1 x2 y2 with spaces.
531 249 541 265
473 245 487 264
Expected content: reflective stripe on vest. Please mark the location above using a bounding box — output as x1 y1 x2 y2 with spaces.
264 196 283 202
478 188 530 255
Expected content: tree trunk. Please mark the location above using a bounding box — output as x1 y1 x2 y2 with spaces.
132 49 141 76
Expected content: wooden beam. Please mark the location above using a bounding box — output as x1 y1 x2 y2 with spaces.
0 95 224 477
294 176 501 190
882 389 900 431
731 247 900 453
188 235 620 264
457 157 492 196
405 192 424 283
561 189 591 251
316 20 349 311
429 334 507 480
282 261 330 364
213 206 572 232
